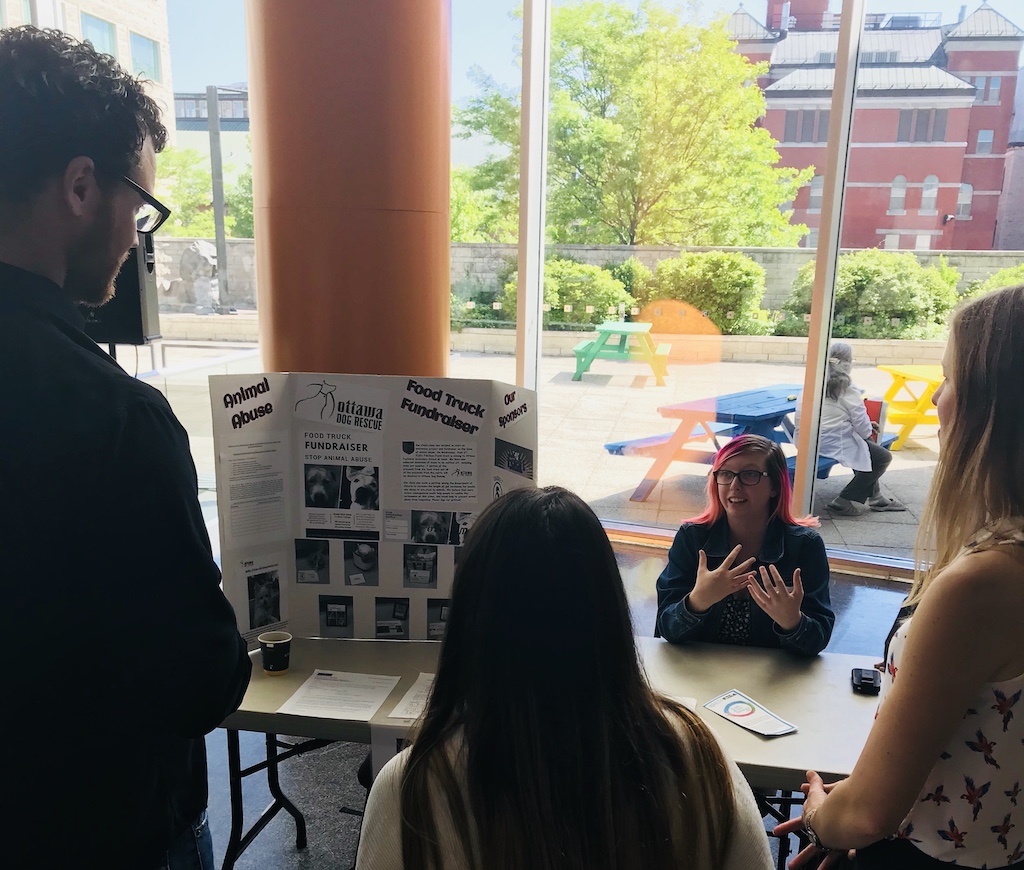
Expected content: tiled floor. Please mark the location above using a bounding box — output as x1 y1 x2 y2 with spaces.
205 544 909 869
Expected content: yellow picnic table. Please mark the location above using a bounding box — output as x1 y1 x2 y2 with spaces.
572 322 671 386
877 364 943 449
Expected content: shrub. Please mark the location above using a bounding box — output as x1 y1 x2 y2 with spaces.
502 258 631 326
775 250 959 339
964 263 1024 299
633 251 771 335
604 256 652 298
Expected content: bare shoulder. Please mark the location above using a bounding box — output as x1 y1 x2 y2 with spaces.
922 546 1024 677
933 545 1024 605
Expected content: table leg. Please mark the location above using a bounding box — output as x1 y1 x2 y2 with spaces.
266 733 308 850
222 729 245 870
221 731 332 870
638 334 666 387
631 412 702 502
575 333 611 381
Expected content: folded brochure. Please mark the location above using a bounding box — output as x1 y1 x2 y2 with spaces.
704 689 797 736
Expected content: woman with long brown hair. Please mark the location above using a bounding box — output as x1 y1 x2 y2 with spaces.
775 284 1024 869
356 486 772 870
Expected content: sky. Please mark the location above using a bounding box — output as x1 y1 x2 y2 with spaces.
167 0 1007 95
166 0 1016 162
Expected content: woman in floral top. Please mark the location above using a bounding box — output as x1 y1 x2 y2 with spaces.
776 283 1024 868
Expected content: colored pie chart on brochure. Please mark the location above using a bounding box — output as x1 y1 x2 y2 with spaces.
723 700 755 717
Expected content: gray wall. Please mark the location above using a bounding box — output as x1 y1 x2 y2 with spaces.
154 238 1024 312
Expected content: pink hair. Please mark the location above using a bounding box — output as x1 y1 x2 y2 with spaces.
684 435 819 528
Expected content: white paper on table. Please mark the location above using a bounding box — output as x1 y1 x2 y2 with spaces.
704 689 797 737
388 673 435 720
276 670 400 721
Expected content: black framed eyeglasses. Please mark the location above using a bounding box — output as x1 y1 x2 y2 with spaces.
121 175 171 234
713 469 770 486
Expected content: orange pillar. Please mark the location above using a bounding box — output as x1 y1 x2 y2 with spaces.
245 0 451 376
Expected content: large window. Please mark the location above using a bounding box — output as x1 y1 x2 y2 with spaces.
897 109 946 143
988 76 1001 104
920 175 939 214
130 33 162 82
81 14 117 57
956 183 973 218
888 176 906 213
976 130 994 154
808 175 824 211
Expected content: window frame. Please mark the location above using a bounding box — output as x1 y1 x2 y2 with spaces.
129 32 162 83
888 175 907 214
919 175 939 214
80 12 118 58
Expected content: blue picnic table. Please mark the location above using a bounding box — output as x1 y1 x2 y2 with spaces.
608 384 802 502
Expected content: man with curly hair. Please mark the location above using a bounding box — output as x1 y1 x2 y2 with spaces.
0 27 251 869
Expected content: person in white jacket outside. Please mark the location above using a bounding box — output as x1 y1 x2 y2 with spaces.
800 342 906 516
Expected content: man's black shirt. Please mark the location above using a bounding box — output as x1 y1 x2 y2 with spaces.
0 262 251 868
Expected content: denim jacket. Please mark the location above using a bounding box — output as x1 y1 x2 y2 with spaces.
655 517 834 656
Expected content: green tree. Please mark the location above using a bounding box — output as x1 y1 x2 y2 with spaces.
227 164 254 238
456 0 810 246
155 147 233 238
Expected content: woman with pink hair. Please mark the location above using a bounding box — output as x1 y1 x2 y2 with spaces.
656 435 834 656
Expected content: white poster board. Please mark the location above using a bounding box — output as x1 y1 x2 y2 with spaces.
210 373 538 643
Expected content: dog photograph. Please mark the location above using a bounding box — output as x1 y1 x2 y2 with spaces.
303 464 342 509
294 538 331 584
340 465 379 511
411 510 452 544
451 511 476 545
375 597 409 639
403 543 438 589
342 540 379 586
318 595 355 639
247 570 281 629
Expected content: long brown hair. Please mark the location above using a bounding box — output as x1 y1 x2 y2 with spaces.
910 284 1024 606
400 486 736 869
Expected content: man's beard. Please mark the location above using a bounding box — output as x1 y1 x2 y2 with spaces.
64 207 129 308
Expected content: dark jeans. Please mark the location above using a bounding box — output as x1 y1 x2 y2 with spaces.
840 438 892 503
154 810 214 870
853 837 1002 869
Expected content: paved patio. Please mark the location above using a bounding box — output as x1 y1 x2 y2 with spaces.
145 344 938 562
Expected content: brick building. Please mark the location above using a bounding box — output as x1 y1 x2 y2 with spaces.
729 2 1023 251
0 0 173 125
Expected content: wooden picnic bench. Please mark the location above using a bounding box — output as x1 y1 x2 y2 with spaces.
573 322 670 386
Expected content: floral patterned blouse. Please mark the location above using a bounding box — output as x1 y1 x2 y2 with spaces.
878 522 1024 866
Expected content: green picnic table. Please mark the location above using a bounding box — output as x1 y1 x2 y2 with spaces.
572 322 671 386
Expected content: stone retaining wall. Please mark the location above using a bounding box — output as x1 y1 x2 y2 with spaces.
156 314 944 365
155 238 1024 314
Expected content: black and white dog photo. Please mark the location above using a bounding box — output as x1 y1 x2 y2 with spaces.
343 466 379 511
304 464 342 509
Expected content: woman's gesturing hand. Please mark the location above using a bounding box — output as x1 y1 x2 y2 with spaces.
688 545 757 613
747 564 804 632
773 773 854 869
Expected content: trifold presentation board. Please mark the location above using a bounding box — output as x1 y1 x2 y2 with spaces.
210 373 538 644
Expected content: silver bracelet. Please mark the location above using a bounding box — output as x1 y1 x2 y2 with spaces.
803 806 834 852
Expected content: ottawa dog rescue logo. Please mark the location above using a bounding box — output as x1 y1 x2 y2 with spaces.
295 380 337 421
